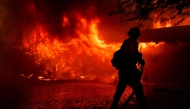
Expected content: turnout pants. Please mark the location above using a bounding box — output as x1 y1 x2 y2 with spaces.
111 69 149 109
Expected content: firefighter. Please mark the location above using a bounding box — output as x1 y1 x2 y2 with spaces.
111 27 149 109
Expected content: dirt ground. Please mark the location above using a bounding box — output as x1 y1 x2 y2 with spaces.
0 80 190 109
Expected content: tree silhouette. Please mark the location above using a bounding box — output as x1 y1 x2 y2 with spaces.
109 0 190 27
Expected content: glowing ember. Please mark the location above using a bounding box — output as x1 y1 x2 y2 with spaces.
38 76 44 80
62 16 70 27
79 76 86 79
21 73 34 79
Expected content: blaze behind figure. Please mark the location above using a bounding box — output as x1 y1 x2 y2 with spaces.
111 27 150 109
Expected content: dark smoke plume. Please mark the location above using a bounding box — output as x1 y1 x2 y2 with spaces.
6 0 112 39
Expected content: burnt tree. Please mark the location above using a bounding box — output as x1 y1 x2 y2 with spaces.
0 0 45 80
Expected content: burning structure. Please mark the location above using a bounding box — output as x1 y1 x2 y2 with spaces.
0 0 190 84
140 25 190 83
0 0 121 82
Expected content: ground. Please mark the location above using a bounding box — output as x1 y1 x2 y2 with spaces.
0 80 190 109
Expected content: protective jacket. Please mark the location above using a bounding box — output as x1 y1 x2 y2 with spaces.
119 38 142 70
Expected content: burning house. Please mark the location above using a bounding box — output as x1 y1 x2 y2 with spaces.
139 25 190 84
0 0 120 83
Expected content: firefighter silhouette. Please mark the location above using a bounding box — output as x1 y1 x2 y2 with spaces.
111 27 149 109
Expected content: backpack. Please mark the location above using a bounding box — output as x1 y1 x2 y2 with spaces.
111 39 130 69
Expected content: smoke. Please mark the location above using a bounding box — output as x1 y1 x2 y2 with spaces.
2 0 190 83
0 0 131 44
142 41 190 83
137 26 190 83
140 26 190 42
0 0 118 40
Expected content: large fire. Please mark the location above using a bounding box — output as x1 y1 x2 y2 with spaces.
21 5 167 82
22 13 122 82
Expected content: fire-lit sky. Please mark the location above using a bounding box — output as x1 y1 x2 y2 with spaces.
1 0 190 83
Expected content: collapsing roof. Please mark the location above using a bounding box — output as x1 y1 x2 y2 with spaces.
139 25 190 42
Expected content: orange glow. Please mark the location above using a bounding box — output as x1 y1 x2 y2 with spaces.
153 20 172 28
154 21 162 28
62 16 70 27
139 42 165 51
153 14 172 28
22 12 165 82
165 19 172 27
38 76 44 80
79 76 86 79
23 14 121 81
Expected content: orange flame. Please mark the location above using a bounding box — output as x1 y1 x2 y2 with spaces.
62 16 70 27
23 14 121 81
153 20 172 28
22 12 165 82
139 42 165 49
153 14 172 28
